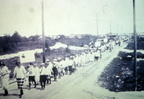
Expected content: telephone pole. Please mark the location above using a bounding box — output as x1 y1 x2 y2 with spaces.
96 13 99 36
110 22 112 34
117 24 119 35
42 0 46 63
133 0 137 91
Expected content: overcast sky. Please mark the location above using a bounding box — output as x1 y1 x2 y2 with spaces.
0 0 144 37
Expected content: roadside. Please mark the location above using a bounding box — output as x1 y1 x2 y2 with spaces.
2 42 143 99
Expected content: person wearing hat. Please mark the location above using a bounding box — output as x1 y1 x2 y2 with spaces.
52 61 58 81
46 58 50 63
33 64 40 85
68 56 75 75
39 63 47 90
0 61 11 96
13 62 26 98
57 58 63 78
64 57 69 75
59 58 65 76
45 62 52 84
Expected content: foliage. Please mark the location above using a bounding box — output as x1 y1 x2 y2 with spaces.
0 32 99 55
0 31 30 54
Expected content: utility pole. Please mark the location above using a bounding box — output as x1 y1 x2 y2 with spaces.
42 0 46 63
117 24 119 40
110 22 112 34
96 13 99 36
133 0 137 91
121 26 123 34
117 24 119 35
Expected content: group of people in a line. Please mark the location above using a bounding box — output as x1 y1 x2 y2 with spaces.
0 43 118 98
0 49 102 98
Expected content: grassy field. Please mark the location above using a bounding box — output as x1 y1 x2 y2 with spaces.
98 53 144 92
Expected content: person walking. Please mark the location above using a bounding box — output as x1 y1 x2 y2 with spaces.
27 63 37 90
0 61 11 96
45 62 52 84
52 61 58 81
33 64 40 85
39 63 47 90
13 62 26 98
64 58 69 75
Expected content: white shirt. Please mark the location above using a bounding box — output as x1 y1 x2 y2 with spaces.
14 66 26 78
65 58 71 66
69 60 74 66
0 66 10 78
45 65 52 75
60 60 66 68
34 67 40 76
40 66 46 75
27 66 35 76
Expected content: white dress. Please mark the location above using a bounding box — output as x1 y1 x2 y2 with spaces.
13 66 26 78
34 67 40 82
0 66 11 90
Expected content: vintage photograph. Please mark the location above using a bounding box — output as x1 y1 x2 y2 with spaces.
0 0 144 99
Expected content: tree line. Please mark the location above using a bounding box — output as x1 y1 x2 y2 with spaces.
0 31 41 54
0 31 98 55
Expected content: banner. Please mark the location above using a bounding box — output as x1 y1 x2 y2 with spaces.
19 50 35 63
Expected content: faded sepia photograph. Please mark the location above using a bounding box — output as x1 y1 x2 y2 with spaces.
0 0 144 99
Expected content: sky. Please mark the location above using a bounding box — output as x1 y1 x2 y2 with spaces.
0 0 144 37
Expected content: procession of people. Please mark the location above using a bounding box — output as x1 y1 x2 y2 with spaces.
0 39 123 98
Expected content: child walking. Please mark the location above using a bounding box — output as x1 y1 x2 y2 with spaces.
13 62 26 98
27 63 37 90
0 61 11 96
39 63 47 90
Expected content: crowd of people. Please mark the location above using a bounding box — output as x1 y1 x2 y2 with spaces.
0 49 102 98
0 39 123 98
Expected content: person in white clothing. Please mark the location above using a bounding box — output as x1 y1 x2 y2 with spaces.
39 63 47 90
64 57 69 75
59 59 65 76
52 61 58 81
56 58 63 78
0 61 11 96
68 56 75 75
33 64 40 85
13 62 26 98
27 63 36 90
45 62 51 84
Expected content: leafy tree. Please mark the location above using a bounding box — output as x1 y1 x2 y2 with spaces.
29 35 40 41
11 31 21 43
21 36 28 42
3 35 11 44
1 35 13 53
66 46 71 53
45 41 51 54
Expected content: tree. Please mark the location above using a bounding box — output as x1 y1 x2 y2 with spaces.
66 46 71 53
45 42 51 55
28 35 40 41
21 36 28 42
3 35 11 44
11 31 21 43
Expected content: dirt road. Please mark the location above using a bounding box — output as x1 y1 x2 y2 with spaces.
1 44 144 99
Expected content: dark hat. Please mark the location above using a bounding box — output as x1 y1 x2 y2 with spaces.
0 61 4 66
30 63 33 65
15 61 20 65
45 62 49 65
